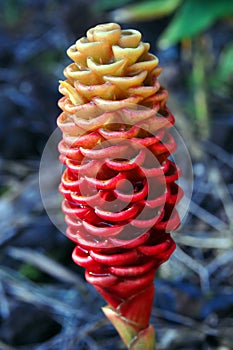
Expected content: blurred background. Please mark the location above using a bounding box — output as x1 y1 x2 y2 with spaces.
0 0 233 349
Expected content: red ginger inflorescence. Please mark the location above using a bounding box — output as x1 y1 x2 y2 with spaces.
57 23 183 347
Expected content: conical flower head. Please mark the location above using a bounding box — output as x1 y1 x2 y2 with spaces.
57 23 183 340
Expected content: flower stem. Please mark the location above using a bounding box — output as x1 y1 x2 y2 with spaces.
102 306 156 349
192 36 210 139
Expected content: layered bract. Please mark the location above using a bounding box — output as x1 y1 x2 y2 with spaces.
57 23 183 332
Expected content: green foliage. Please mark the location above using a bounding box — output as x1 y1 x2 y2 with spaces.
111 0 182 22
2 0 22 27
217 43 233 82
19 263 43 282
0 185 10 196
109 0 233 46
158 0 233 48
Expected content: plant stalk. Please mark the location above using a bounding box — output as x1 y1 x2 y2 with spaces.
192 36 210 139
103 305 156 349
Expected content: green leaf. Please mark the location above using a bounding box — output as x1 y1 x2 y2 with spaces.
19 263 43 281
217 43 233 82
158 0 233 49
111 0 182 22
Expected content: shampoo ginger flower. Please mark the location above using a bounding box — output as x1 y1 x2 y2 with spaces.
56 23 186 349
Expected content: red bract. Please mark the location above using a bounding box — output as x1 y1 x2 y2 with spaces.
57 23 183 349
